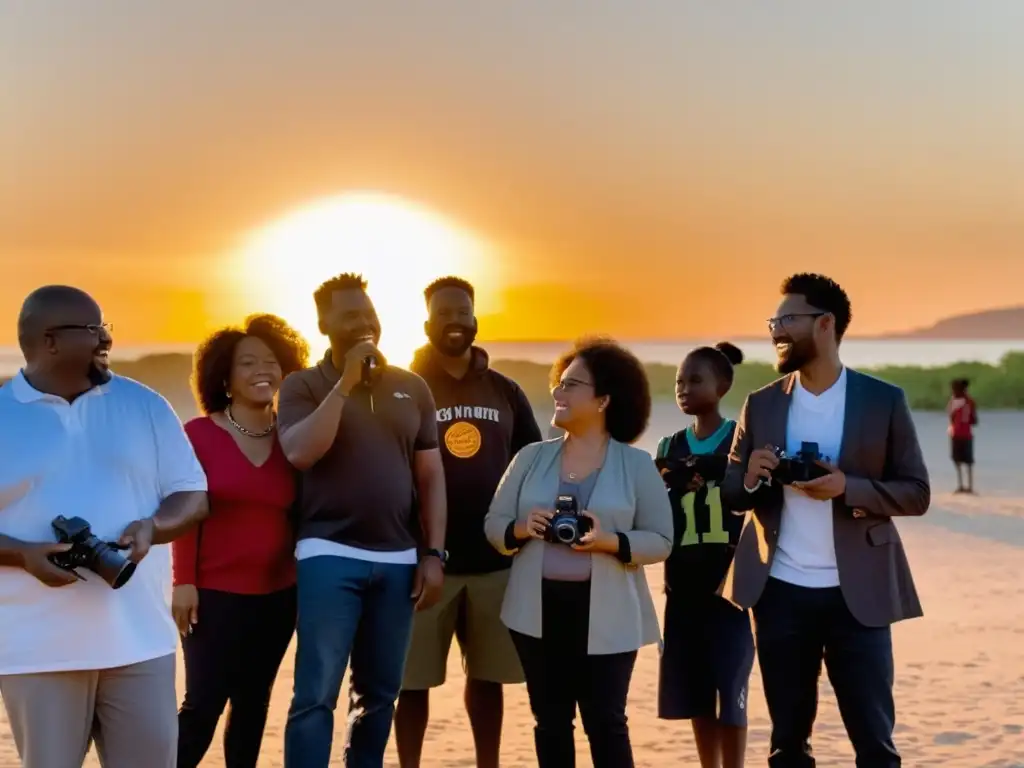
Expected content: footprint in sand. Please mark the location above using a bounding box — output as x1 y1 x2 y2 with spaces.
933 731 976 746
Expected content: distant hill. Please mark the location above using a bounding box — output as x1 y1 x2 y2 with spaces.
885 306 1024 340
4 348 1024 411
0 354 199 419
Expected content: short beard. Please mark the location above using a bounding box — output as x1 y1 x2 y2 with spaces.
428 321 477 358
776 347 814 375
87 362 112 386
334 331 380 356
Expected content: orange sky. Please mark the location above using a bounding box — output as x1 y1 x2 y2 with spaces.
2 3 1023 346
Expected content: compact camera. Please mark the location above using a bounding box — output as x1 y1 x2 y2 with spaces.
771 442 831 485
48 515 136 589
544 494 592 546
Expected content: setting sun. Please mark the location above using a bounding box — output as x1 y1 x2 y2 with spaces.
237 192 497 366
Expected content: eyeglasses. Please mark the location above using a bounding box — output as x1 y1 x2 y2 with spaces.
766 313 825 333
551 377 593 393
45 323 114 336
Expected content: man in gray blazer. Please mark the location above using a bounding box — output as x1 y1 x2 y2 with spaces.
721 273 929 768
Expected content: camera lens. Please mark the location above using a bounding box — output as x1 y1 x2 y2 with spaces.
554 522 576 544
89 540 137 590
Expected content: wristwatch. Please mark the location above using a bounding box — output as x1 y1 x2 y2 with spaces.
422 548 449 565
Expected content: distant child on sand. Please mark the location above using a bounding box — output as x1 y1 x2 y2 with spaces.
655 342 752 768
948 377 978 493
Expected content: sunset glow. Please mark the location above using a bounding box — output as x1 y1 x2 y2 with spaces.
238 193 496 366
3 5 1024 347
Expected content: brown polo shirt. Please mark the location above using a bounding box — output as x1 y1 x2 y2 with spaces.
277 351 439 552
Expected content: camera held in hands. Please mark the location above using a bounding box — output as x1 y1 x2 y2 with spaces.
544 494 592 546
655 453 728 491
771 441 831 485
48 516 137 589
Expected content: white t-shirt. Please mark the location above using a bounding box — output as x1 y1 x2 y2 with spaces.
0 372 207 675
769 368 847 589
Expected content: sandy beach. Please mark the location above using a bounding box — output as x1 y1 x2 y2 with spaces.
3 404 1023 766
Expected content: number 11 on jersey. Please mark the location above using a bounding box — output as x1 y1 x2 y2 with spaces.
679 481 730 547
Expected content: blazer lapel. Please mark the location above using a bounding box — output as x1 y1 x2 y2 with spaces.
766 374 795 452
837 368 863 470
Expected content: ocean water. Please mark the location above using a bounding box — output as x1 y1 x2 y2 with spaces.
484 339 1024 368
2 339 1023 377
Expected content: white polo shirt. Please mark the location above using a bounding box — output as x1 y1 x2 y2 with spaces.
0 372 207 675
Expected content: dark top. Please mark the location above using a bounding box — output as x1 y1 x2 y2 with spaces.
410 345 542 574
656 420 743 599
277 350 439 552
172 417 297 594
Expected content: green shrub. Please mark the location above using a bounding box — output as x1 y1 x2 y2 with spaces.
492 351 1024 411
4 351 1022 411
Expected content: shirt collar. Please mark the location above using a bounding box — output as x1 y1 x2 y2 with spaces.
10 370 109 405
794 365 847 400
317 349 342 383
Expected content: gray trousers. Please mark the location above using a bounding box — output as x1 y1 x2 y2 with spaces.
0 653 177 768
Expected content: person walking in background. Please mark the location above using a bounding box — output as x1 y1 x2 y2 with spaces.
655 342 752 768
396 277 542 768
277 273 447 768
722 273 930 767
0 285 209 768
948 377 978 494
173 314 309 768
483 337 673 768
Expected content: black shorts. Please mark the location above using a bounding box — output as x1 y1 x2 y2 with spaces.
951 436 974 465
658 592 755 726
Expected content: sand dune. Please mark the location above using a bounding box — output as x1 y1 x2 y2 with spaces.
2 408 1023 766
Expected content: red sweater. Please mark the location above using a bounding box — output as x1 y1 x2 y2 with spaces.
172 417 297 594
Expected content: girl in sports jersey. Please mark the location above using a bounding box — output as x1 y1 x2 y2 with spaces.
656 342 752 768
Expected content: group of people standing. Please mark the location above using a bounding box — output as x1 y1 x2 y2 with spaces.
0 270 930 768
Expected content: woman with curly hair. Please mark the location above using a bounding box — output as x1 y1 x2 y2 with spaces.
483 337 673 768
173 313 309 768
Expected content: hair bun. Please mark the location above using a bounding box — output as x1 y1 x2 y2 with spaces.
714 342 744 366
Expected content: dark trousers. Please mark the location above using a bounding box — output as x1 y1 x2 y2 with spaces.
283 555 416 768
177 586 297 768
753 578 900 768
511 579 638 768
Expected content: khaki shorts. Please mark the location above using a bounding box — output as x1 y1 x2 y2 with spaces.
402 569 523 690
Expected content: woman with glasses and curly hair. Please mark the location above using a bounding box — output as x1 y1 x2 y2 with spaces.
484 337 673 768
173 313 309 768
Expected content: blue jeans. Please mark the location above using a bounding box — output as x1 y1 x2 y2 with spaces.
284 555 416 768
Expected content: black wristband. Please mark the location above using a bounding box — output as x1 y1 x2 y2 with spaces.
504 521 530 552
614 532 632 564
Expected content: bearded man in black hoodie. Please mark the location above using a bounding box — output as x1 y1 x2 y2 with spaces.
395 277 543 768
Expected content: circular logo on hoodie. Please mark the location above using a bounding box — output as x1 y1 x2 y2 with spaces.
445 421 481 459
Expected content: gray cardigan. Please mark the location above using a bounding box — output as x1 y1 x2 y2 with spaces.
483 437 673 655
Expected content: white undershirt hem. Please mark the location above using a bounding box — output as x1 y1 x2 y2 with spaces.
295 538 418 565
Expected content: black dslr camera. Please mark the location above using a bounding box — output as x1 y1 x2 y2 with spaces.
48 516 137 590
771 442 831 485
544 494 592 546
655 454 728 491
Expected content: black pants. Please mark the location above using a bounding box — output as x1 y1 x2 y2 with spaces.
177 587 297 768
511 579 637 768
753 578 899 768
